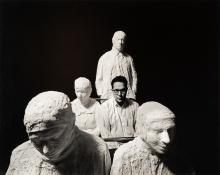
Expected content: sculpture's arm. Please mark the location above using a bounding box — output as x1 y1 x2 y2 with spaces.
5 148 18 175
96 106 112 138
95 56 104 96
130 57 137 93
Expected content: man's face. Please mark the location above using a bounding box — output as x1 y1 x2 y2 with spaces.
75 86 91 102
143 118 175 155
112 82 127 105
112 34 126 52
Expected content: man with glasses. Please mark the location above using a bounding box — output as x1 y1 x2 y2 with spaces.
98 76 139 159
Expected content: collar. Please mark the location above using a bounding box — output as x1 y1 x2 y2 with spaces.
135 137 161 164
112 97 129 108
111 48 123 56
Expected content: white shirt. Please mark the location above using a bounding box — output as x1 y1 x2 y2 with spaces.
98 97 139 149
95 48 137 99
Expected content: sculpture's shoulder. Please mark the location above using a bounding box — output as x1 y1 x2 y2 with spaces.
99 50 113 61
71 98 78 105
123 52 133 61
114 138 140 161
90 98 100 108
11 140 35 157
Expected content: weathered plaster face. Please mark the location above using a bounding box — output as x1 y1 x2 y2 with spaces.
24 91 75 162
28 108 75 162
75 86 91 101
74 77 92 103
138 102 176 155
112 31 126 52
143 118 175 155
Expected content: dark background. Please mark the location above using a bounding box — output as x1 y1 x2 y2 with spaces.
0 0 218 174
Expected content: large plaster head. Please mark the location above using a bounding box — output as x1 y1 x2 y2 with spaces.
74 77 92 103
112 31 127 52
24 91 75 162
137 101 175 155
111 76 128 106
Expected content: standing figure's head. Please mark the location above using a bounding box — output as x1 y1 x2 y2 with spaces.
74 77 92 104
137 102 176 155
111 76 128 106
24 91 75 163
112 31 126 52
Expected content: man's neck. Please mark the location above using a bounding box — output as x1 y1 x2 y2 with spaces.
114 99 127 107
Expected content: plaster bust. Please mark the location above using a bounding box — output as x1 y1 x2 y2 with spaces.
6 91 111 175
111 101 194 175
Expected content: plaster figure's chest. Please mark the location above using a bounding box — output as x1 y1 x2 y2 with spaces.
72 103 97 130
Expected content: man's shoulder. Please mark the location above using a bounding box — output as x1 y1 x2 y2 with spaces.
127 98 139 107
100 98 113 107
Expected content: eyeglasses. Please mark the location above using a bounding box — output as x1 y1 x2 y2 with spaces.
112 88 127 94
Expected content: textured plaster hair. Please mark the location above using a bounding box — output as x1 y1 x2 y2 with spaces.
74 77 92 90
24 91 72 130
112 31 127 41
111 76 128 89
136 101 175 134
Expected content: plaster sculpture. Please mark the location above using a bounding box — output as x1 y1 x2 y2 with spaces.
111 101 195 175
6 91 111 175
95 31 137 100
71 77 100 136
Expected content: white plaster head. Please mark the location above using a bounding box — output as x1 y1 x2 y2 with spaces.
74 77 92 103
24 91 75 162
111 76 128 106
112 31 126 52
137 101 175 155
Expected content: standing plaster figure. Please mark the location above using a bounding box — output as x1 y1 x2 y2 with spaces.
95 31 137 100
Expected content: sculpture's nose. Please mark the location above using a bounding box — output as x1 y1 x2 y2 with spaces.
161 130 170 144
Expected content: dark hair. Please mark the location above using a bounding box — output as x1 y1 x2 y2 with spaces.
111 76 128 89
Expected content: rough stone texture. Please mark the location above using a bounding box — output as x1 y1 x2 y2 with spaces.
6 127 111 175
95 31 137 100
6 91 111 175
111 137 194 175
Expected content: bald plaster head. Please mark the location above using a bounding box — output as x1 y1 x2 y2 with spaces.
137 101 175 155
24 91 75 162
74 77 92 103
112 31 126 52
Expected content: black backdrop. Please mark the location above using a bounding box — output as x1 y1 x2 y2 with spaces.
0 0 219 174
